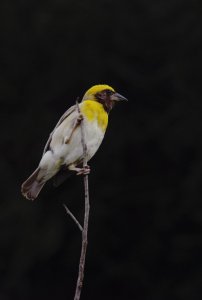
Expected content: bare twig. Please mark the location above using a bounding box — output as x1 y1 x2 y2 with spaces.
73 100 90 300
64 115 83 144
63 204 83 232
62 99 90 300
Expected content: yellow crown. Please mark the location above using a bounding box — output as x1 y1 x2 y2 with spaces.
82 84 115 101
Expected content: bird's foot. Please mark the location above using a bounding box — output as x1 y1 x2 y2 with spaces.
68 164 90 175
76 165 90 176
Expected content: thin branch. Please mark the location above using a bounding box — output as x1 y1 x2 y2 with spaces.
64 115 83 144
63 204 83 232
73 100 90 300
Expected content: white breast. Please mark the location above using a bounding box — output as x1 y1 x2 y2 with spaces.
50 117 105 167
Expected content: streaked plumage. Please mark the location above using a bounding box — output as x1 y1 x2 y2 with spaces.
21 84 127 200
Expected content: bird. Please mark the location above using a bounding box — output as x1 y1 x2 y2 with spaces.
21 84 127 200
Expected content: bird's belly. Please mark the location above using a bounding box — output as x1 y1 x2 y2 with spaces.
52 119 105 166
84 120 105 160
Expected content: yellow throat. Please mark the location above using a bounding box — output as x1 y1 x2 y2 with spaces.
80 100 108 132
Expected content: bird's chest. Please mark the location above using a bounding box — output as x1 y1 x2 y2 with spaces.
83 118 104 154
80 100 108 133
80 101 108 160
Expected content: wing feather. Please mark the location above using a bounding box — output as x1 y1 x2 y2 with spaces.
43 104 76 154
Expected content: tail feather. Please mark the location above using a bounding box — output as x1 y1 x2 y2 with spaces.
21 168 45 201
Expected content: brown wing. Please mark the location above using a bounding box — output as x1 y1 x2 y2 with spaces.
43 104 76 154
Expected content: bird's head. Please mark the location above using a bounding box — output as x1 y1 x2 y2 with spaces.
82 84 127 112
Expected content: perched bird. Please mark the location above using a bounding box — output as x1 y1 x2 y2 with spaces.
21 84 127 200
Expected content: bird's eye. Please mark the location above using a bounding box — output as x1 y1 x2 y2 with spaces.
106 90 114 96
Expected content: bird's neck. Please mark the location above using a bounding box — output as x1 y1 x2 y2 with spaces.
80 100 108 132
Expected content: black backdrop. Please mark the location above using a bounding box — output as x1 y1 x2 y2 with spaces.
1 0 202 299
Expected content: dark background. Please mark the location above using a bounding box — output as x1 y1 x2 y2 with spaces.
1 0 202 299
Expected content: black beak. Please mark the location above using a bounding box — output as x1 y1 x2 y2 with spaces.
111 92 128 102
